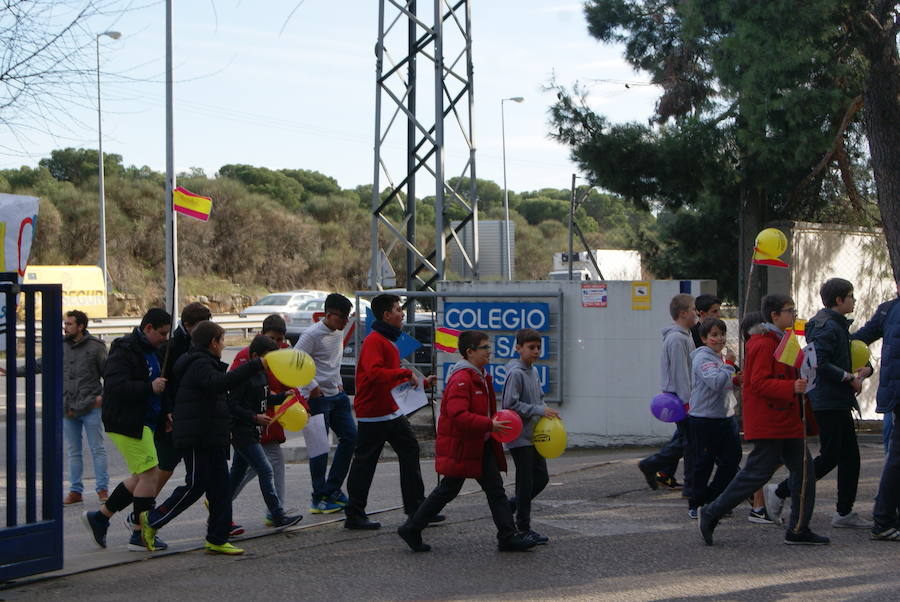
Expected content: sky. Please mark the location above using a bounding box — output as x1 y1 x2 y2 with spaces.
2 1 660 194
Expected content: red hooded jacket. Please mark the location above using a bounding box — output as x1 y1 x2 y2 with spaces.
742 330 816 440
435 362 507 479
354 330 412 418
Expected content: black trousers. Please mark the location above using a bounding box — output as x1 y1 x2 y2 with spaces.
407 441 516 541
146 446 231 545
640 418 691 488
510 445 549 531
345 416 424 518
687 416 742 508
775 409 860 515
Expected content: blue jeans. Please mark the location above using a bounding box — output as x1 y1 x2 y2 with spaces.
229 442 285 519
307 392 358 501
873 409 900 530
63 407 109 493
883 411 893 455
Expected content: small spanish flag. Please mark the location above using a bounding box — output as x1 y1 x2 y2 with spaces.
774 329 805 369
435 327 461 353
173 187 212 221
752 247 789 269
790 319 807 337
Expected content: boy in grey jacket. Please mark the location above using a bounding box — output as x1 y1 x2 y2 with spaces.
502 328 559 544
686 318 741 518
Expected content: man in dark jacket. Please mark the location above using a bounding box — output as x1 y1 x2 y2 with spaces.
765 278 871 529
140 320 266 555
155 301 211 491
850 291 900 540
82 308 170 551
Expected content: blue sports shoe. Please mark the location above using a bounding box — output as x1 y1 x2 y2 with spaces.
329 491 349 507
82 510 109 548
310 496 342 514
128 530 168 552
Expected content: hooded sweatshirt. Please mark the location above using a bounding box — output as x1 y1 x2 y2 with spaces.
660 324 694 404
501 358 546 449
688 345 736 418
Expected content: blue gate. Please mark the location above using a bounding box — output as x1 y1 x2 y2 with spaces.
0 275 64 583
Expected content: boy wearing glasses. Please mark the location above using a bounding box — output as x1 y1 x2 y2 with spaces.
398 331 536 552
295 293 359 514
699 294 828 546
764 278 872 529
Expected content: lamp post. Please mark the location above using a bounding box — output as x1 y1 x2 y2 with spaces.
96 30 121 294
501 96 524 281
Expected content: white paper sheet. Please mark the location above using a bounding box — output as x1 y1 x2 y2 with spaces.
302 413 330 458
391 378 429 416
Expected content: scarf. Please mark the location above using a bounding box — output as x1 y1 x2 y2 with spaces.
372 319 402 342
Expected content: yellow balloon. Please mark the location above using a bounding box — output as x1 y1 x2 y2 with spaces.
277 402 309 432
755 228 787 258
266 348 316 388
851 340 871 372
533 417 567 459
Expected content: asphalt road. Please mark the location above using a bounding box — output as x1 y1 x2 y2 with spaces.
3 438 899 601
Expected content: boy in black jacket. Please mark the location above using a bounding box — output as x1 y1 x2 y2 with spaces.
228 335 302 528
140 321 266 555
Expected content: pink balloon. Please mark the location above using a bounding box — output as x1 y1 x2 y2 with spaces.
492 409 523 443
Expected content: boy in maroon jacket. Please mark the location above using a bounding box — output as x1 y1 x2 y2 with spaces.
398 330 536 552
343 294 436 530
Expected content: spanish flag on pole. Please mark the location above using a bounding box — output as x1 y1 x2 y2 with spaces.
774 329 805 369
435 327 461 353
752 246 789 269
173 187 212 221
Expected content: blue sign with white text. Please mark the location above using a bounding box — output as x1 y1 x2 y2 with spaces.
443 302 551 332
492 335 550 360
443 362 550 394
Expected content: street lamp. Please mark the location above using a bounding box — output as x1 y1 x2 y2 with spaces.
96 30 122 294
501 96 524 280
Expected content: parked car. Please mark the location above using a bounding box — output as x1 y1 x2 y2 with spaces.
340 315 433 395
238 290 329 319
286 297 372 344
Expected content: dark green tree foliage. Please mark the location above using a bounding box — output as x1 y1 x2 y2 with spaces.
39 148 125 185
552 0 878 301
217 164 304 210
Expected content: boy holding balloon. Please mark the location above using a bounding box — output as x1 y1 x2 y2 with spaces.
398 330 537 552
502 328 559 544
227 335 303 529
138 321 269 555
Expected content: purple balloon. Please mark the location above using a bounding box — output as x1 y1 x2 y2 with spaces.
650 392 686 423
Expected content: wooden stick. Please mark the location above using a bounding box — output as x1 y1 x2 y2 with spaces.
794 392 809 535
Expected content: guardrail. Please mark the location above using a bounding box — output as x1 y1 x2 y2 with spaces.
14 314 266 342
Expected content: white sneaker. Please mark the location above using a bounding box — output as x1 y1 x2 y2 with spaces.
831 511 873 529
763 484 784 527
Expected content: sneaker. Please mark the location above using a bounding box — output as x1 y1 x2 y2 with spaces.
264 513 275 527
64 491 83 505
656 473 682 489
139 510 159 551
310 496 343 514
204 540 245 555
748 508 774 525
128 530 168 551
97 489 109 503
525 529 549 545
638 462 659 490
123 512 134 532
763 484 784 527
871 526 900 541
498 532 537 552
329 491 349 506
81 510 109 548
229 523 245 537
831 511 873 529
688 508 698 520
272 513 303 529
698 506 719 546
784 528 830 545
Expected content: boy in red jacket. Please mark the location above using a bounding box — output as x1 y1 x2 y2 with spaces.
343 294 434 530
398 330 537 553
699 294 828 546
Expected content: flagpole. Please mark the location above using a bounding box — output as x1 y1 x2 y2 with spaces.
794 392 809 535
164 0 178 319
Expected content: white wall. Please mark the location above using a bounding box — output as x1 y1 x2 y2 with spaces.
438 278 715 447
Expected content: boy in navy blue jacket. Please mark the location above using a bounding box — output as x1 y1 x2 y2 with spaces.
228 335 302 529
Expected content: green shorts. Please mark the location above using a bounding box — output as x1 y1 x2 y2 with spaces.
108 426 158 474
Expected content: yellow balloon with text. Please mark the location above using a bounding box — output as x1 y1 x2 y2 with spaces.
277 402 309 432
755 228 788 258
851 340 871 372
266 348 316 388
533 417 567 459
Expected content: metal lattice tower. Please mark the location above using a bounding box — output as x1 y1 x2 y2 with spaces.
370 0 478 292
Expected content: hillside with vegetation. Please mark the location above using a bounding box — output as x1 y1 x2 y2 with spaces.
1 148 654 312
